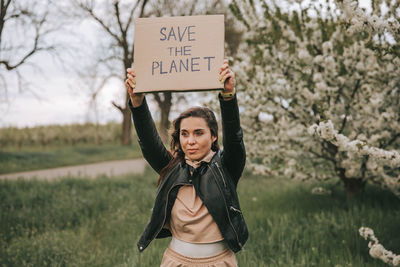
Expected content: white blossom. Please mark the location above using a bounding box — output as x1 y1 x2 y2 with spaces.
370 244 385 259
311 187 332 195
359 227 400 266
309 120 400 196
298 48 312 61
229 2 400 265
394 256 400 266
230 0 400 200
335 0 400 39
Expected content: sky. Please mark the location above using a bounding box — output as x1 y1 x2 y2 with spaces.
0 56 127 127
0 15 126 128
0 0 372 128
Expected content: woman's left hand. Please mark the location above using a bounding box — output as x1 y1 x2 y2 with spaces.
219 59 235 93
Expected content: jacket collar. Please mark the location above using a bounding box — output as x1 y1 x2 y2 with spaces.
184 150 216 168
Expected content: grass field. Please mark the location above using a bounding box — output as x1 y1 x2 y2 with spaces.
1 168 399 266
0 143 142 174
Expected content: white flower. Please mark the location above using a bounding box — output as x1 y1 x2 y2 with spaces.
311 187 332 195
308 124 318 136
319 120 335 141
393 255 400 266
359 226 399 265
313 73 324 83
370 95 383 106
359 227 374 240
356 61 365 72
322 41 332 54
313 55 324 64
298 48 311 61
369 244 385 258
288 159 296 166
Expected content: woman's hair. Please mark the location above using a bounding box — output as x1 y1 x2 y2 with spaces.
157 106 220 186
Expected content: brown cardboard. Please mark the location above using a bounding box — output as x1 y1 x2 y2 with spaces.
133 15 224 93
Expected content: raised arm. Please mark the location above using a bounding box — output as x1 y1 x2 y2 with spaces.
219 60 246 185
125 68 171 173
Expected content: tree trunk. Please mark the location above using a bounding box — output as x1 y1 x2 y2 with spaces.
159 104 171 144
153 92 172 144
121 106 132 145
342 178 366 198
333 148 367 198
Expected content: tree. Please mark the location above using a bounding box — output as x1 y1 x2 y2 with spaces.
0 0 60 105
69 0 149 145
229 0 400 197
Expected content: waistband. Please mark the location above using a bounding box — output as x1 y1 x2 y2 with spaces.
169 237 229 258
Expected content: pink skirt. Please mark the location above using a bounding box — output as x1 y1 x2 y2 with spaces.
160 246 238 267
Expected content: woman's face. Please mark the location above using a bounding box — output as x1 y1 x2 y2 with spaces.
179 116 216 161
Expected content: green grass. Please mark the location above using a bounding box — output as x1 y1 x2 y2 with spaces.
0 143 142 174
0 169 399 266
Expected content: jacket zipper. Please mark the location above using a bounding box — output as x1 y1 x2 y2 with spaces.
149 182 186 246
230 206 242 213
214 162 227 188
208 165 242 248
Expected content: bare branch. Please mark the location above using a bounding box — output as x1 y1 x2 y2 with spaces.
15 68 43 101
189 1 197 15
112 101 123 111
125 0 141 32
77 1 122 45
0 0 12 24
339 79 360 134
152 92 162 106
114 1 125 36
0 1 57 71
139 0 148 18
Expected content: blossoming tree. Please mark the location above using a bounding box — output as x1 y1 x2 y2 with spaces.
229 0 400 197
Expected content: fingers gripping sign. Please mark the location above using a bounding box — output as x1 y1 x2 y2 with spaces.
219 59 236 99
125 67 144 107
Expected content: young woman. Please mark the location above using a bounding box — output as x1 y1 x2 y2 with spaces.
125 59 248 267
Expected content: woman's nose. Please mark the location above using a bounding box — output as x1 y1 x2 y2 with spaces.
188 135 196 144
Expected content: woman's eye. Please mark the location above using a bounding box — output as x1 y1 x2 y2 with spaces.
195 131 203 136
181 132 188 137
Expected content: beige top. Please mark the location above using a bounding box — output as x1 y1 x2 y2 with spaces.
165 150 224 243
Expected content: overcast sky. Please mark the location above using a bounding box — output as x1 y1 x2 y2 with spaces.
0 13 125 128
0 0 372 128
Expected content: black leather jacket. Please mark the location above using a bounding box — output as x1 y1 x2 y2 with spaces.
129 94 248 253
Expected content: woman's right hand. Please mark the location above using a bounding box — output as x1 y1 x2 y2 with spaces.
125 67 144 107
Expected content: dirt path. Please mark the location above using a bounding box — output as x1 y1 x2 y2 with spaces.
0 158 147 180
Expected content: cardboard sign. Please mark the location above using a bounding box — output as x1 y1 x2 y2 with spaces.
133 15 224 93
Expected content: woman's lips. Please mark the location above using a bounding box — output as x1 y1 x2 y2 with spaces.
187 149 197 153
